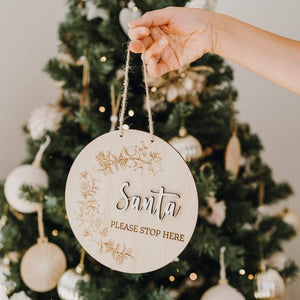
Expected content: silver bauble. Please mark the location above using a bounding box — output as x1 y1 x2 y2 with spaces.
169 127 202 162
254 266 285 299
57 268 90 300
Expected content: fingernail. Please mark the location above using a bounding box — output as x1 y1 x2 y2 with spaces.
159 37 167 46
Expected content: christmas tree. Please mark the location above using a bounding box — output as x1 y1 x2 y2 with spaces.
0 0 299 299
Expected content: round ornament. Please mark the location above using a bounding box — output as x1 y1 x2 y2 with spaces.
20 238 66 292
4 165 48 213
66 129 198 273
119 1 142 35
169 127 202 162
201 282 245 300
280 208 300 234
27 104 67 140
254 265 285 299
57 268 90 300
224 132 241 178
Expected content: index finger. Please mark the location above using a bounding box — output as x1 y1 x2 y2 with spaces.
128 7 173 28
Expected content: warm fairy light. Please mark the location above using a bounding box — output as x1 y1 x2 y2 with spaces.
122 124 129 130
169 275 175 282
128 110 134 117
65 215 68 220
239 269 246 275
99 106 106 113
52 229 58 237
100 56 107 62
151 87 157 92
189 273 197 281
176 268 180 273
133 6 138 12
248 274 254 280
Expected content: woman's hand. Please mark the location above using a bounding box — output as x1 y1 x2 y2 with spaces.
128 7 215 77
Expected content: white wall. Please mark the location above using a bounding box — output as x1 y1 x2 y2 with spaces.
0 0 299 298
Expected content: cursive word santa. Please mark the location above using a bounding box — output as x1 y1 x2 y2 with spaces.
116 182 181 221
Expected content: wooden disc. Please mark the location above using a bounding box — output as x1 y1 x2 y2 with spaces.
224 134 241 178
66 129 198 273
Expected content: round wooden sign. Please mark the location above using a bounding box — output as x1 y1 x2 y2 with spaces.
65 129 198 273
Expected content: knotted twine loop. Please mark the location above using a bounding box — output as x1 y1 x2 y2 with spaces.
119 43 154 142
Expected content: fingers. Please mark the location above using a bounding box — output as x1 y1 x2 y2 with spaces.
147 57 170 78
128 26 150 41
128 7 173 28
129 36 153 53
144 36 169 63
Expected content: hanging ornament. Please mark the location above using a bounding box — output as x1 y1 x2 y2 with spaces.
224 131 241 178
254 263 285 299
147 65 213 112
109 85 121 131
185 0 217 11
278 207 300 235
65 47 198 274
57 250 90 300
201 247 245 300
21 206 66 292
10 291 32 300
169 126 202 162
265 252 287 272
199 193 226 227
85 1 109 21
119 0 142 35
27 104 67 140
76 55 91 109
4 136 50 213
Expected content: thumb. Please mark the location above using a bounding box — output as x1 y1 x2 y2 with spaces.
128 7 172 28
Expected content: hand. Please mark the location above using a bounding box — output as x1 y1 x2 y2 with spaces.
128 7 215 77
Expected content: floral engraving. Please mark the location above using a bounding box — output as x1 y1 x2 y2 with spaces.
104 240 134 264
95 141 162 175
77 170 134 264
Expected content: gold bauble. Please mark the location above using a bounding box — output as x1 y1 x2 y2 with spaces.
20 238 66 292
169 127 202 162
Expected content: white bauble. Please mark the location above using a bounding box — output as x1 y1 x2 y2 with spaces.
254 268 285 299
185 0 217 11
4 165 48 213
27 104 66 140
119 1 142 35
57 268 90 300
265 252 287 271
10 291 32 300
20 239 66 292
201 281 245 300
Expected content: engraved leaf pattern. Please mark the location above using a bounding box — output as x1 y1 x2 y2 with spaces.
96 141 162 175
77 170 134 264
104 240 134 264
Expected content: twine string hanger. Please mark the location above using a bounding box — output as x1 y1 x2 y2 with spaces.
32 135 51 168
37 204 46 242
119 43 154 142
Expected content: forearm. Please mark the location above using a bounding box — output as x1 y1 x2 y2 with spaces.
213 13 300 95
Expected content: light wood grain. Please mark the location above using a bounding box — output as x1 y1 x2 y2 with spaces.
65 129 198 273
224 134 241 178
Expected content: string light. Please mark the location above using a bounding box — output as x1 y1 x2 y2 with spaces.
239 269 246 275
132 6 138 12
122 124 129 130
52 229 58 237
65 215 68 220
100 56 107 62
176 268 180 273
128 110 134 117
248 274 254 280
189 273 197 281
169 275 175 282
151 87 157 92
99 106 106 113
